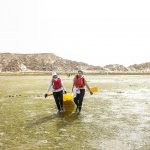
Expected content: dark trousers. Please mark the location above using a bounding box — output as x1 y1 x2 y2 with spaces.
53 90 63 110
74 89 85 111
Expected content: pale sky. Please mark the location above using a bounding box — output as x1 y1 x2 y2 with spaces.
0 0 150 66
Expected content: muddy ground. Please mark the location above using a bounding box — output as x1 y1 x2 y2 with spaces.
0 75 150 150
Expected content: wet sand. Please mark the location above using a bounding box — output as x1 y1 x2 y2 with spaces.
0 75 149 150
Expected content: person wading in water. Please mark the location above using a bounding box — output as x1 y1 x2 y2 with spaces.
72 70 93 113
45 72 67 113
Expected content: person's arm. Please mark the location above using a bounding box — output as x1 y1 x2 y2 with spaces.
46 82 52 93
61 80 67 93
44 80 52 98
84 79 93 95
72 78 75 92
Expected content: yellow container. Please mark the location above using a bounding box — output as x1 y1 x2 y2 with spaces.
63 93 73 101
90 87 99 92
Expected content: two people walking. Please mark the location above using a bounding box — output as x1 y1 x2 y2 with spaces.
45 70 93 113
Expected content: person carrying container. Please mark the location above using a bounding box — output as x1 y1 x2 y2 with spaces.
45 72 67 113
72 70 93 113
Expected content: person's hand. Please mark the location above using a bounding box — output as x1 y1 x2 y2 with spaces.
44 93 48 98
90 91 93 95
64 91 67 94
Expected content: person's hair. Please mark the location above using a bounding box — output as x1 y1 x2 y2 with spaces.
78 70 83 74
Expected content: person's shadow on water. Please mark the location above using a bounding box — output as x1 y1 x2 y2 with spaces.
25 111 81 129
25 100 81 128
25 113 57 128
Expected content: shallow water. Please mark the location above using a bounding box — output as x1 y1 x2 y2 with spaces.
0 75 150 150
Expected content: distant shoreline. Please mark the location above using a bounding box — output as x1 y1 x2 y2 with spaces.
0 72 150 76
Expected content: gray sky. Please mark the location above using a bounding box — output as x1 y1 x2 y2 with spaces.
0 0 150 66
